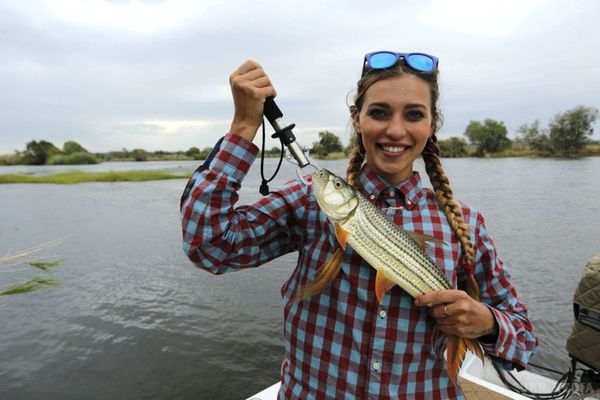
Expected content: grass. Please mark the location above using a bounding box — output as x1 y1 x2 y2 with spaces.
28 261 62 271
1 238 66 297
0 169 193 184
0 277 58 296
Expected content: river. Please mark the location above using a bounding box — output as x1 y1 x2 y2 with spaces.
1 157 599 399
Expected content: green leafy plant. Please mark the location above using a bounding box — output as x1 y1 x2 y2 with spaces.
0 238 65 297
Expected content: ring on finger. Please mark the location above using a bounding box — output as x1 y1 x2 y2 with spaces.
443 304 450 318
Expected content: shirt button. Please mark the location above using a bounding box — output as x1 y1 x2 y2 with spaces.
379 310 387 318
389 191 395 197
369 194 376 200
406 200 412 207
372 361 381 371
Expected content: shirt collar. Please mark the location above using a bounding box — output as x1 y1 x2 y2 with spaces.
358 164 423 208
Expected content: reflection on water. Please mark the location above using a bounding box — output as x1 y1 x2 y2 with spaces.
1 157 599 399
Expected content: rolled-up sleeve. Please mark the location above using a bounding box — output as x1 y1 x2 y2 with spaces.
180 133 307 274
471 212 538 370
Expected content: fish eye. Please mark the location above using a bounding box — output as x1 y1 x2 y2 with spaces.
334 180 342 188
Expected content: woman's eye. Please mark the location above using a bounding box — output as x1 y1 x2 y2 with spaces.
406 110 425 121
368 108 387 119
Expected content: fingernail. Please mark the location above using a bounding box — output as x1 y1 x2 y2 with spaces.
414 299 420 306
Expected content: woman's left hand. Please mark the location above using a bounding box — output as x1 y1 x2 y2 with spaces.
415 290 498 340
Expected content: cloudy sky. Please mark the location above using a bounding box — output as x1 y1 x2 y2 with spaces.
1 0 599 154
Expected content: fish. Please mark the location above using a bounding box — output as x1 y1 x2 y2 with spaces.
310 168 483 384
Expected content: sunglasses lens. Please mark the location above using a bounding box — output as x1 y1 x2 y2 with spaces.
368 52 399 69
406 54 435 72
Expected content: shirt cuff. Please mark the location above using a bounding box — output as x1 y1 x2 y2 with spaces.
207 133 260 182
479 305 515 358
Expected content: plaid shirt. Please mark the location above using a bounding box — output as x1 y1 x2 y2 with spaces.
180 134 537 400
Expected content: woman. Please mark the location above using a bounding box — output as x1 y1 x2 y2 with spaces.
180 52 537 399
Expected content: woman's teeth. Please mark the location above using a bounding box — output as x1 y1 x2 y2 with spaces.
381 145 407 153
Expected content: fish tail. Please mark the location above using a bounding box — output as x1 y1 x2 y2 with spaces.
446 271 484 384
446 334 484 385
294 248 343 301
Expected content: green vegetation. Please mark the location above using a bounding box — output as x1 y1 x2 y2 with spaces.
0 170 192 184
438 137 469 158
48 152 100 165
0 239 64 297
467 105 599 158
0 105 597 165
311 130 344 158
513 106 599 156
464 119 511 156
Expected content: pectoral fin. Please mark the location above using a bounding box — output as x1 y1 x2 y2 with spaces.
375 270 396 304
334 225 351 250
406 231 444 252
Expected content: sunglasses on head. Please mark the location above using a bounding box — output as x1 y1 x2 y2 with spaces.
361 51 439 76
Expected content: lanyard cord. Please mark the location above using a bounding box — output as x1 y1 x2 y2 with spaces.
259 117 284 195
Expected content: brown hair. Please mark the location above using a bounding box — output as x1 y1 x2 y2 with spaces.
296 62 479 301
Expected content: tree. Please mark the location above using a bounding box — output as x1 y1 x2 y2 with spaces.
464 119 511 156
311 130 344 157
23 140 61 165
516 120 552 153
548 106 599 155
131 148 148 161
186 147 200 157
438 137 468 158
63 141 88 154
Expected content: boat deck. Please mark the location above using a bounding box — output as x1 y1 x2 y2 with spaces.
460 377 510 400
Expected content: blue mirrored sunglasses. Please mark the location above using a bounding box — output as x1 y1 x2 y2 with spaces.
362 51 439 76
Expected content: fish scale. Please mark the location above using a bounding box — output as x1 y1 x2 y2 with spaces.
341 190 451 298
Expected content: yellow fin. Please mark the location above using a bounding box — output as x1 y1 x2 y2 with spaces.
446 334 484 386
375 270 396 304
294 248 344 301
335 225 351 250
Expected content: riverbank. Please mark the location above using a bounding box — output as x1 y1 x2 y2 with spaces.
0 170 192 184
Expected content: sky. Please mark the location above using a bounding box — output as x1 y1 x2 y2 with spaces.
0 0 599 154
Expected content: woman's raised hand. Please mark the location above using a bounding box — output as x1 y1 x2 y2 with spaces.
228 60 277 142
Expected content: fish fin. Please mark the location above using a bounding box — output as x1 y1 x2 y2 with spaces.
375 270 396 304
294 248 344 301
406 231 445 252
446 334 484 385
334 225 351 250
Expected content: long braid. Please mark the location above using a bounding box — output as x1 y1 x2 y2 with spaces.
422 138 480 300
346 123 366 187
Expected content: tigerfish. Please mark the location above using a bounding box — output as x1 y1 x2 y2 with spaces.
310 168 483 384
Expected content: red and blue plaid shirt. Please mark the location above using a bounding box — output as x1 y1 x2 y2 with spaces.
180 134 537 400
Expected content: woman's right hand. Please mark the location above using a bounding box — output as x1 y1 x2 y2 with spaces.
228 60 277 142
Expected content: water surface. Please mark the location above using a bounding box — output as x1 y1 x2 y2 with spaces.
1 157 599 399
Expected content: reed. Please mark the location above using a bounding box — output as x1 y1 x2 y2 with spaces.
0 170 192 184
0 238 65 296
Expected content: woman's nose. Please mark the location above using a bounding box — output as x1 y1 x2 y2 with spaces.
385 114 406 138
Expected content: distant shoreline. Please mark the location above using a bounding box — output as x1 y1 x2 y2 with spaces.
0 170 192 184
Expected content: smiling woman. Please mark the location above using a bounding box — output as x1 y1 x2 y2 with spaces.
180 53 537 399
